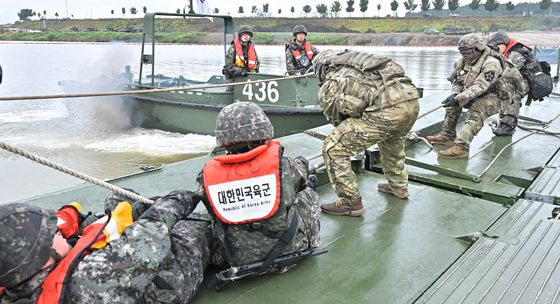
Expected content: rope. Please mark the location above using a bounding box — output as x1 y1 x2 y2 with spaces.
0 141 155 205
535 45 560 56
0 74 311 102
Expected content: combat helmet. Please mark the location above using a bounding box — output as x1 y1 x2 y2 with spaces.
215 102 273 147
292 24 307 36
237 25 253 38
0 203 58 288
458 34 485 51
487 31 511 47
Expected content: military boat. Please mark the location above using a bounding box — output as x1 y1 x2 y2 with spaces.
12 87 560 303
124 12 324 137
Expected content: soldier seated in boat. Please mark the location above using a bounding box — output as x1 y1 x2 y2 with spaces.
222 26 260 92
0 191 214 303
285 25 320 75
195 101 321 286
313 50 421 216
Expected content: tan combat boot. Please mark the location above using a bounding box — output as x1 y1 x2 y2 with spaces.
377 183 409 199
438 144 469 159
320 197 365 217
426 133 454 146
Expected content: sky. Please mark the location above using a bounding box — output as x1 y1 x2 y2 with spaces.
0 0 532 25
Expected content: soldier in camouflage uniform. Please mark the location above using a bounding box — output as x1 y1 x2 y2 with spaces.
314 50 420 217
223 26 260 92
195 101 321 269
427 34 510 159
487 31 542 136
0 191 213 303
285 25 320 75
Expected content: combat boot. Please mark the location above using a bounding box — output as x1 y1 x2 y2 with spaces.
492 123 515 136
438 144 469 159
320 197 364 217
426 133 455 146
377 183 409 199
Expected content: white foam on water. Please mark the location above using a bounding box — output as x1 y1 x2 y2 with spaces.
0 102 68 123
84 128 216 156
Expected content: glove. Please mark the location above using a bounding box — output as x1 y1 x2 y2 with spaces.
307 174 319 190
441 94 458 107
240 68 248 76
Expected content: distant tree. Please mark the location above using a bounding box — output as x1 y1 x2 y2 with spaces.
263 3 269 14
331 1 343 17
377 4 382 16
404 0 418 14
176 8 181 14
303 5 312 16
539 0 552 15
359 0 369 16
391 0 399 16
37 13 41 18
505 1 515 11
214 8 219 14
278 8 282 15
122 7 126 18
111 9 114 16
317 4 329 17
55 12 59 18
238 6 244 14
484 0 500 16
448 0 459 13
252 5 258 14
433 0 446 10
43 10 47 17
291 6 295 15
420 0 431 11
143 6 147 14
130 7 138 15
469 0 481 15
17 9 35 21
346 0 355 17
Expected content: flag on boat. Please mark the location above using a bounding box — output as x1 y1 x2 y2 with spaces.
196 0 212 14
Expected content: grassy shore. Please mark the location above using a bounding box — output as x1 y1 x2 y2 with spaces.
1 16 559 45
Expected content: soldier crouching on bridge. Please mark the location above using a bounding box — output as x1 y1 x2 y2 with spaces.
314 50 420 217
222 26 260 92
195 102 321 289
0 191 213 303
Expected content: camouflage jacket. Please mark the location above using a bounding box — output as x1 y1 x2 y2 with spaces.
507 44 542 77
449 49 504 107
285 39 320 75
317 51 419 126
195 154 314 266
224 40 260 77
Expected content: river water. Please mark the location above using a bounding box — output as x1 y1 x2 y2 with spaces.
0 42 463 203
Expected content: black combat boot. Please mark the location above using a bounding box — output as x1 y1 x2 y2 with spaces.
492 123 515 136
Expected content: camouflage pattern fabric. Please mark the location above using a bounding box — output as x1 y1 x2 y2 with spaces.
223 41 260 81
285 39 320 75
323 99 419 198
196 156 321 267
495 58 529 127
215 101 273 147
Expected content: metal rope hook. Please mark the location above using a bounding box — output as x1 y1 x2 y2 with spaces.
0 141 154 205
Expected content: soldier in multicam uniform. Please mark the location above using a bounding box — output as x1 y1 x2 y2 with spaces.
195 101 321 270
314 49 420 217
285 25 320 75
427 34 516 159
486 31 543 136
0 191 213 303
223 26 260 92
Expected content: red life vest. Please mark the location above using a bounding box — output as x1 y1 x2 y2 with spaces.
291 41 314 60
55 204 81 239
233 38 258 70
503 38 530 58
203 141 282 225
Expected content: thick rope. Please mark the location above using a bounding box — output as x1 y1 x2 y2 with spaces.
0 141 154 205
0 74 311 101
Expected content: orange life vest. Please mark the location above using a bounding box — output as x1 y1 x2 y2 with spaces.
290 41 314 60
203 141 282 224
55 203 81 239
233 38 258 70
503 38 530 58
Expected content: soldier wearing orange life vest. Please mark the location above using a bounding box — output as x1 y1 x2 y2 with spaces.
0 190 212 304
285 25 320 75
195 101 321 270
222 26 260 91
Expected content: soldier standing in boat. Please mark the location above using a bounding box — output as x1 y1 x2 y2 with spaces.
427 34 510 159
195 101 321 278
285 25 319 75
486 31 550 136
314 50 420 217
223 26 260 92
0 191 214 303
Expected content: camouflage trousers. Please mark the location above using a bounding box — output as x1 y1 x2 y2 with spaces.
442 93 500 148
323 99 420 199
499 82 528 127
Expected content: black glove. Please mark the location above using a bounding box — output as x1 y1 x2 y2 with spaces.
307 174 319 190
441 94 458 107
